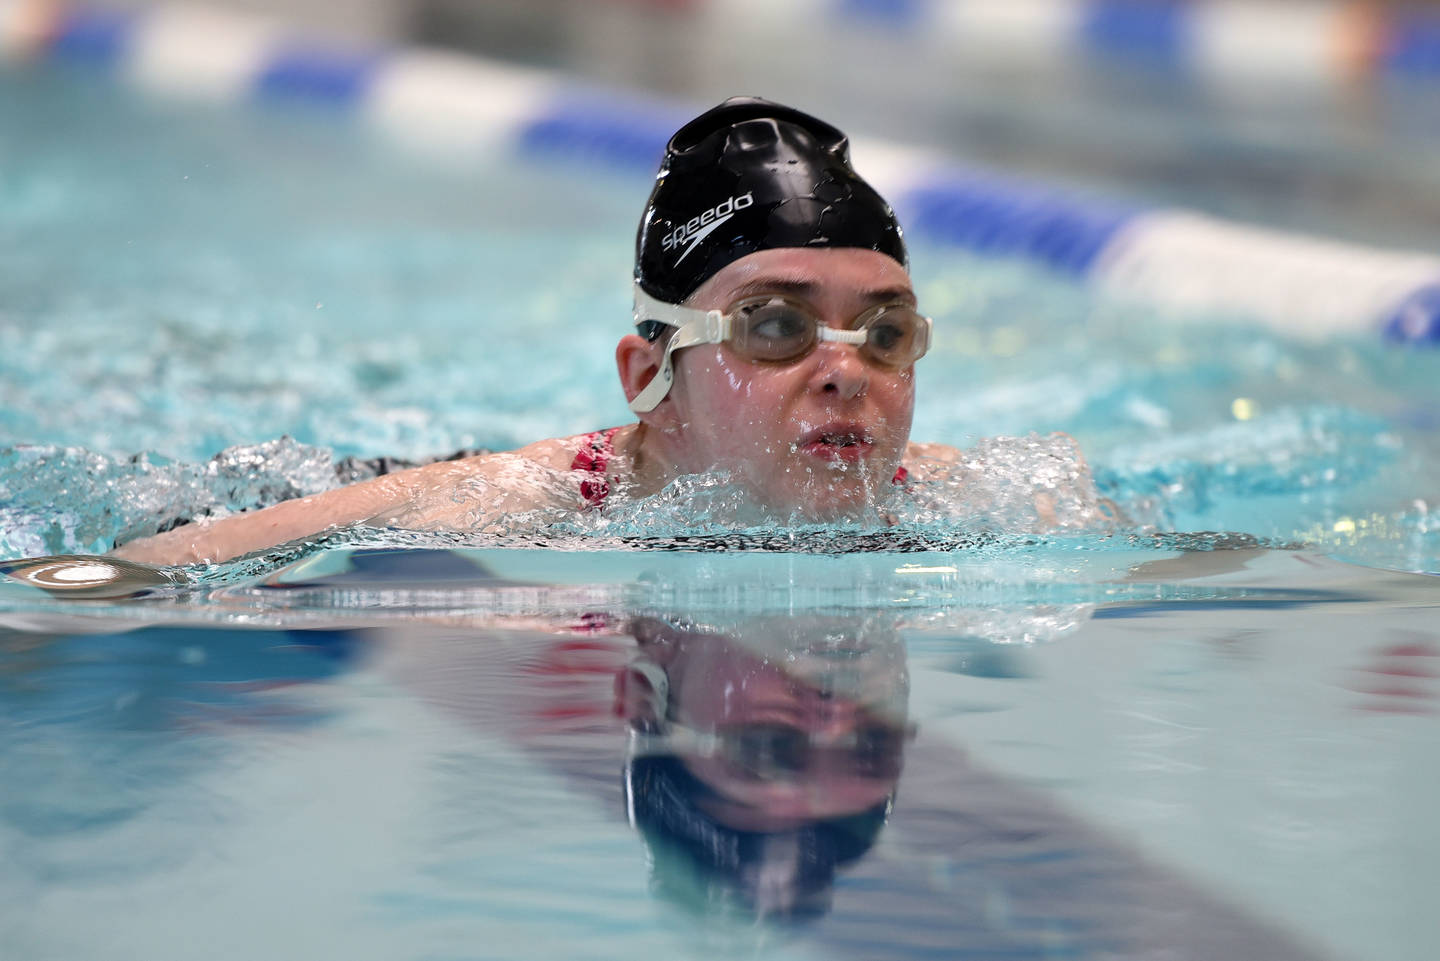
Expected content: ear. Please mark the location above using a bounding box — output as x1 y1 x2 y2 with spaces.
616 334 678 427
613 616 683 725
613 658 669 727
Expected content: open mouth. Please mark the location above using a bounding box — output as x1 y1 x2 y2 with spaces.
797 426 874 462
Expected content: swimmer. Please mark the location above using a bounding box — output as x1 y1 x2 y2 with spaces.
617 613 912 918
113 97 1095 567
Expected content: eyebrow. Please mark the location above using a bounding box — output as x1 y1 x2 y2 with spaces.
724 277 917 306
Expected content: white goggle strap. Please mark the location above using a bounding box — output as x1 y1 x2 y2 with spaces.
816 326 867 346
627 722 720 761
817 313 934 359
629 285 729 414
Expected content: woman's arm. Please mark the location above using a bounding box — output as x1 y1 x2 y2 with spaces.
110 469 431 566
111 439 584 566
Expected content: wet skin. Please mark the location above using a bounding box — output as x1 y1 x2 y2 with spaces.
618 247 918 520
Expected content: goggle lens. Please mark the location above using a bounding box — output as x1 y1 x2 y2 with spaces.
730 300 819 362
627 284 933 414
727 297 929 367
859 304 930 367
720 722 907 782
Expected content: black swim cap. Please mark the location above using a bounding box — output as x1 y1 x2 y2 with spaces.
635 97 908 305
626 754 889 919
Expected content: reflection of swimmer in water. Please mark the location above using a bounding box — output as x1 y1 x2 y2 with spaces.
615 614 913 919
113 97 1098 567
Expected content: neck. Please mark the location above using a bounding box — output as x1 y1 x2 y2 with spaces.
624 421 681 497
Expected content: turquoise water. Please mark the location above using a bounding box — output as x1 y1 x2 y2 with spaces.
3 545 1438 961
2 66 1439 567
2 62 1440 961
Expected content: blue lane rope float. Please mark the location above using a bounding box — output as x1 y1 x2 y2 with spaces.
3 0 1438 345
903 172 1138 278
1385 8 1440 81
518 92 692 172
1079 0 1190 70
252 42 387 106
836 0 925 29
48 2 136 67
821 0 1395 91
1383 284 1440 344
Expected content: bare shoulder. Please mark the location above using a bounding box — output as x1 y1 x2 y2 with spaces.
905 432 1086 463
509 433 598 471
904 440 964 465
512 425 639 472
903 433 1089 482
398 430 603 481
900 432 1111 531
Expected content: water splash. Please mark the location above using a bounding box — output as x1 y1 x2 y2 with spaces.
1303 501 1440 575
0 421 1430 574
0 438 343 557
897 433 1120 532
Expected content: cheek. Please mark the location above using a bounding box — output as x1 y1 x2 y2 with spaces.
694 354 757 406
879 370 916 427
680 355 796 435
723 375 806 457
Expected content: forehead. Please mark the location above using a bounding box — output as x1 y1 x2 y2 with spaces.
686 248 912 307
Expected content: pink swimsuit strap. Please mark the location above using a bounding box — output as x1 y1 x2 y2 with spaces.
569 426 909 508
570 427 624 507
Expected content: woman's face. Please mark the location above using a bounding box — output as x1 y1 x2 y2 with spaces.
663 617 911 831
664 248 918 520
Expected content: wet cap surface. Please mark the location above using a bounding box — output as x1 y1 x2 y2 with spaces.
636 97 908 304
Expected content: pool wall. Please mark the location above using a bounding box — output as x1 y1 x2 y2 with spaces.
4 0 1439 344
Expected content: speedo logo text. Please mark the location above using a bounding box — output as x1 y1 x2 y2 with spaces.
661 192 753 264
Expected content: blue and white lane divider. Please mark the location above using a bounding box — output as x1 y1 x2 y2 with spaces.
728 0 1401 89
3 0 1438 345
829 0 1380 89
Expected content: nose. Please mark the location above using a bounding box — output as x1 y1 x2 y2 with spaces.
810 339 869 401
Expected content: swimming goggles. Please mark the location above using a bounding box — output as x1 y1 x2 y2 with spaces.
628 283 933 413
633 720 913 783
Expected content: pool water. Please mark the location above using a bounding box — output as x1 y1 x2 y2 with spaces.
2 60 1439 961
2 66 1439 566
3 545 1438 961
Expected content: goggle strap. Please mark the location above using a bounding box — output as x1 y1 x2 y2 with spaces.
627 725 720 760
628 295 729 412
817 327 868 346
633 283 707 330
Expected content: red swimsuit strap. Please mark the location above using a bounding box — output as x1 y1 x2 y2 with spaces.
570 426 623 507
571 426 907 508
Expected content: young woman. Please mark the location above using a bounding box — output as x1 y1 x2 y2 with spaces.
114 97 1094 566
